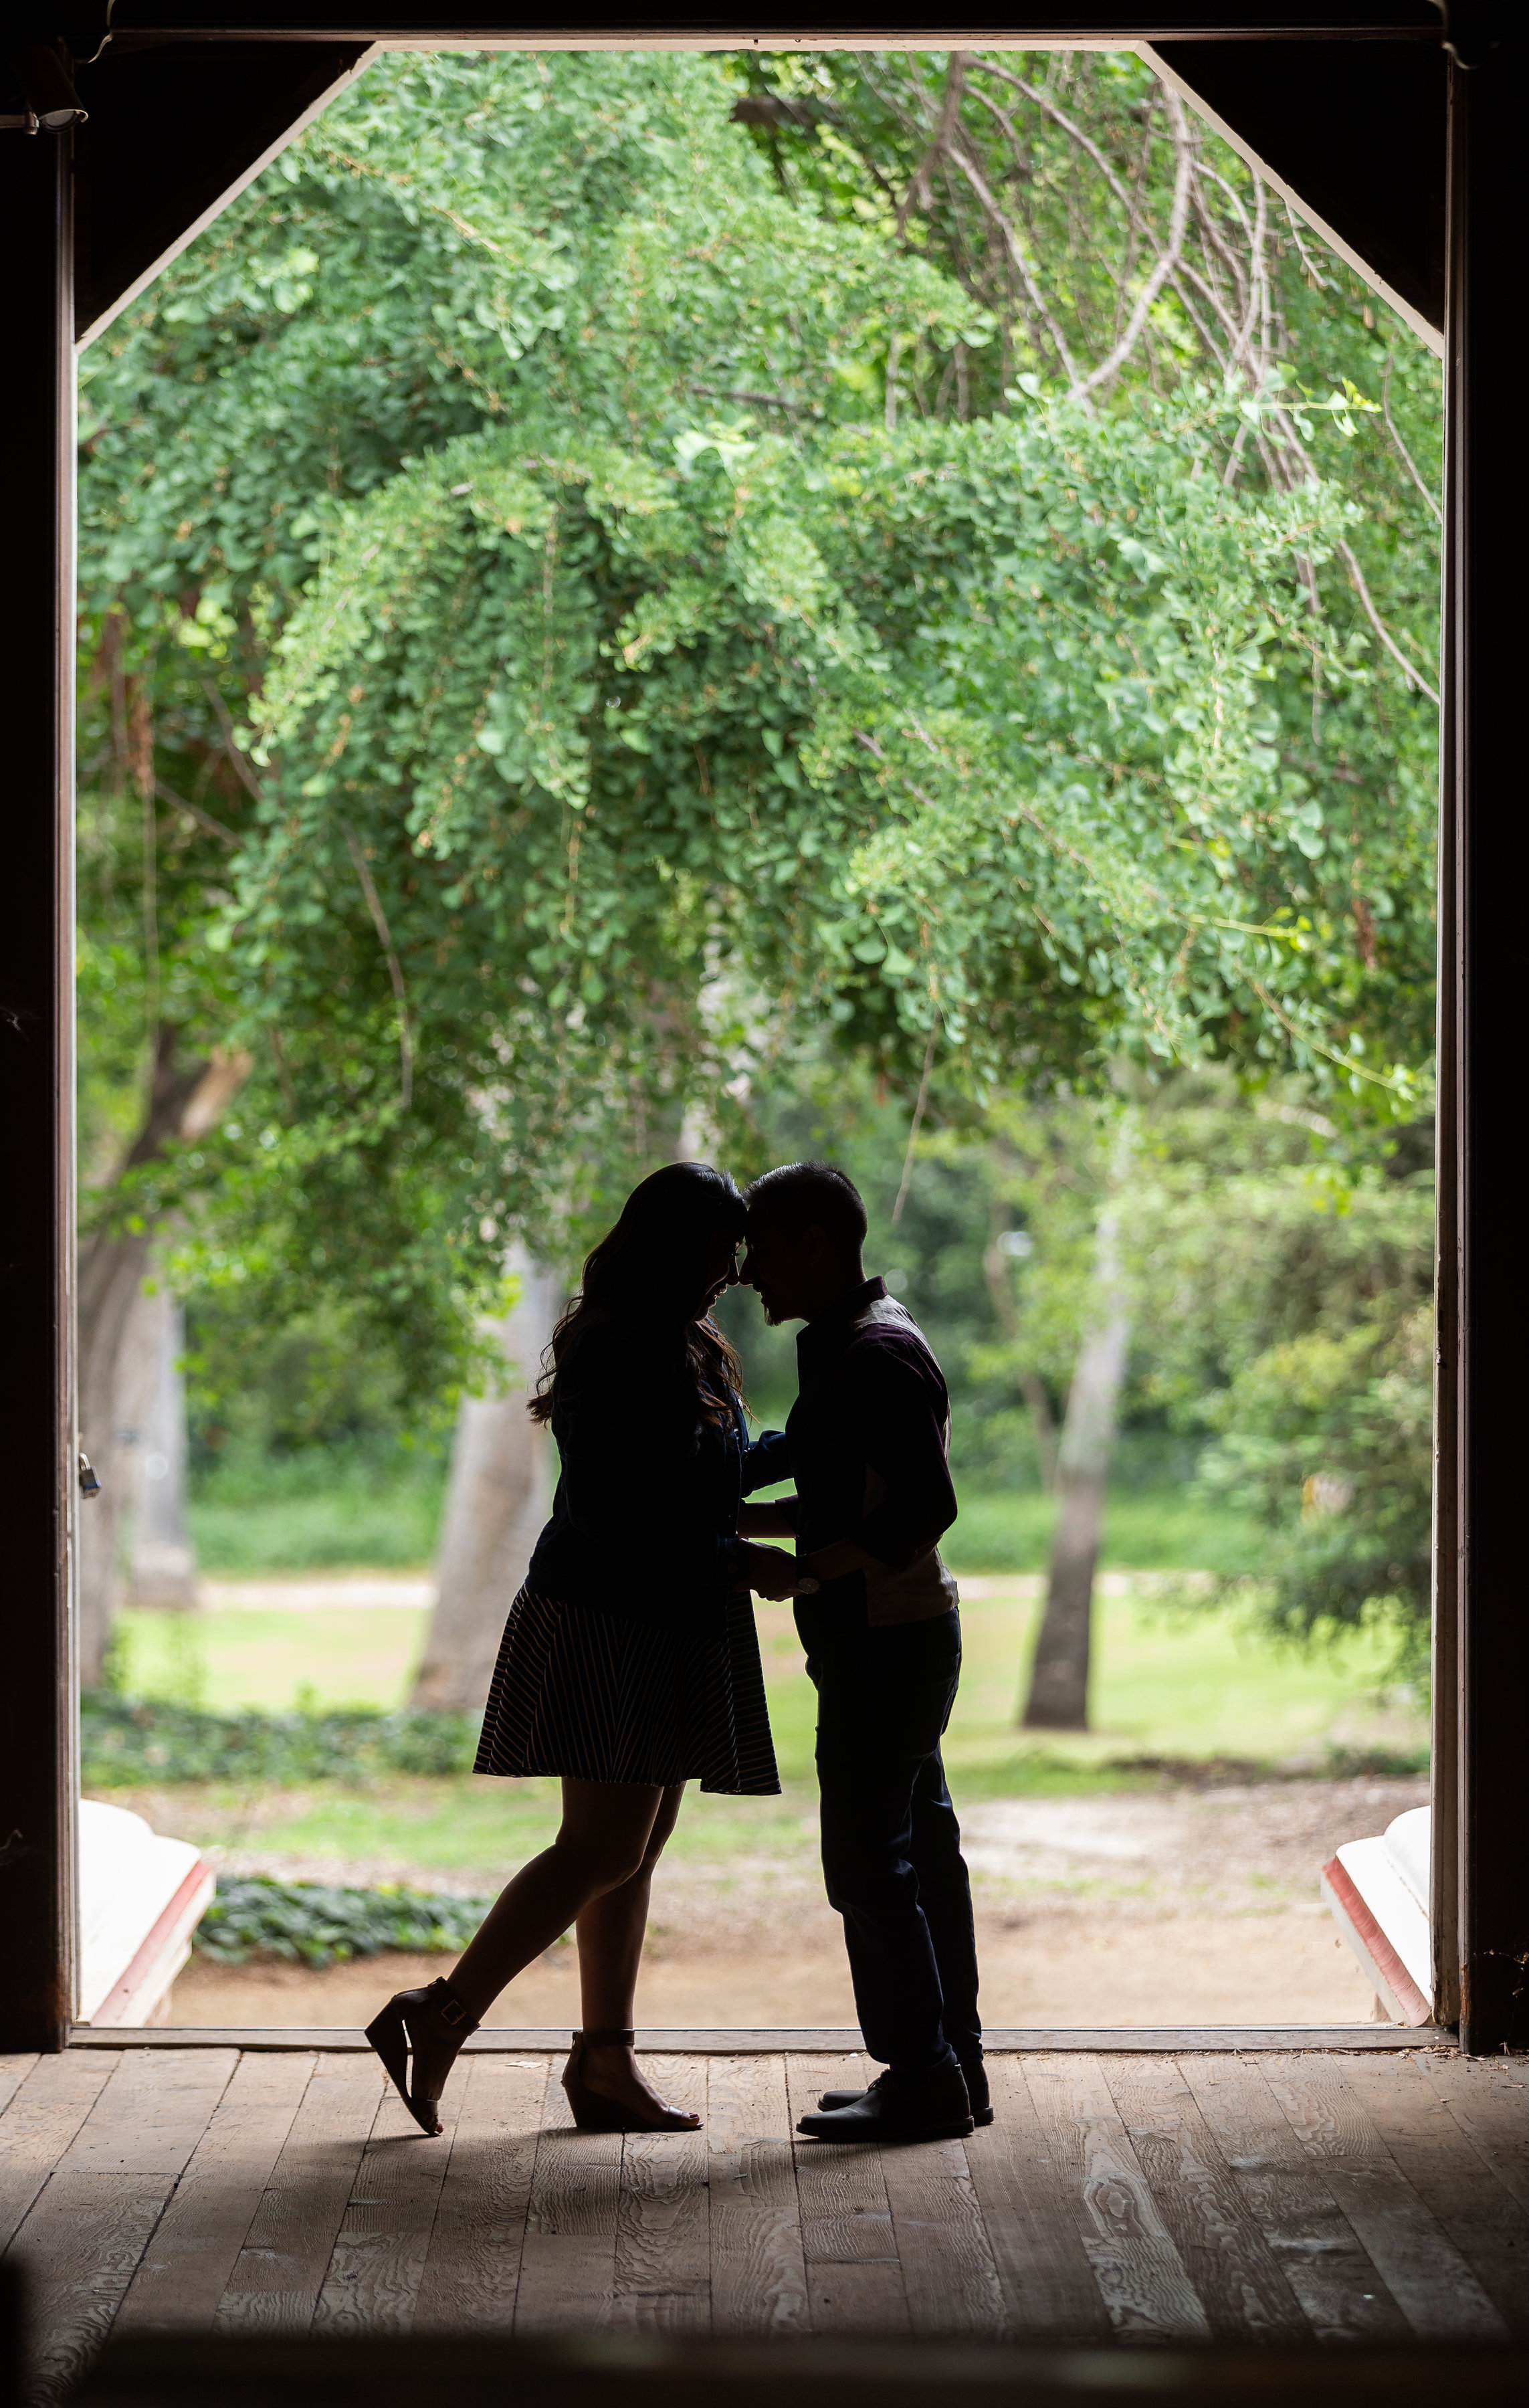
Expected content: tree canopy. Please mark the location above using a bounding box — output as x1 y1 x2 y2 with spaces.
78 47 1441 1399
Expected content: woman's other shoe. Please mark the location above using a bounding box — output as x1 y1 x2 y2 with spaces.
562 2028 701 2132
365 1975 479 2136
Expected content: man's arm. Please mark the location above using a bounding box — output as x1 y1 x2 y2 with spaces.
801 1348 956 1580
738 1497 799 1538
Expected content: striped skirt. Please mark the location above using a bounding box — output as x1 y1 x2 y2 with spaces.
474 1584 781 1795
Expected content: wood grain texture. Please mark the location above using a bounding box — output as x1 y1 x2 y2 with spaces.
17 2041 1529 2365
1024 2052 1211 2343
706 2054 809 2339
785 2056 908 2336
512 2059 621 2335
0 2055 39 2115
56 2048 237 2179
1101 2055 1308 2342
612 2054 710 2335
313 2077 462 2336
1180 2052 1408 2344
9 2171 173 2408
1419 2053 1529 2217
114 2052 316 2334
1343 2051 1529 2337
961 2055 1112 2344
0 2049 116 2249
1262 2051 1508 2340
213 2051 386 2334
412 2053 547 2335
13 2035 235 2399
877 2130 1005 2336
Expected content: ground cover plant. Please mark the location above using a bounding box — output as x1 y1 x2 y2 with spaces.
82 1690 478 1787
195 1875 491 1967
93 1586 1425 1801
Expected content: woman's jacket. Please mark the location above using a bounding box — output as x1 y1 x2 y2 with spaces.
525 1326 789 1627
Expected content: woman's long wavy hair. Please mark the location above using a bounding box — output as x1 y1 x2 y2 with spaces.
528 1163 748 1427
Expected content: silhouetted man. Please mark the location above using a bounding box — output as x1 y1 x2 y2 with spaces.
740 1160 985 2142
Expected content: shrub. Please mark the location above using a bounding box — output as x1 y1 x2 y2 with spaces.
195 1875 492 1967
81 1693 479 1787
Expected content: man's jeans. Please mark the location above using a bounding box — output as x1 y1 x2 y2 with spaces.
796 1599 981 2078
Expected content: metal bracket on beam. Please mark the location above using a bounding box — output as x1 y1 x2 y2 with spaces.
1 41 88 130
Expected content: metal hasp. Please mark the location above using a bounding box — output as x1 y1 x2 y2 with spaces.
0 5 1520 2054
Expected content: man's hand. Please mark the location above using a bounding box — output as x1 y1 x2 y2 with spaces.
737 1541 808 1601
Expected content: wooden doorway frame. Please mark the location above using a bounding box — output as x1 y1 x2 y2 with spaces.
3 5 1520 2057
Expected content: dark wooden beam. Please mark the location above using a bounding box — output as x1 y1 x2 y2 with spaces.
1447 30 1529 2059
1149 36 1446 343
98 7 1447 40
74 38 374 344
0 121 78 2056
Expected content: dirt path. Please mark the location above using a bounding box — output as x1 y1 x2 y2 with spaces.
170 1775 1421 2029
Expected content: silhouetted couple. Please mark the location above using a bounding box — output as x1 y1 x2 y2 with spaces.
367 1161 984 2145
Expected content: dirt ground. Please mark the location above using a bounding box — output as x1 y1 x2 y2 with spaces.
169 1774 1422 2029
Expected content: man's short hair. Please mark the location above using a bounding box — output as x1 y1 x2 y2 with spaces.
746 1161 868 1257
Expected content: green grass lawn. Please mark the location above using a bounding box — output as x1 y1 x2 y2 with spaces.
187 1441 447 1573
110 1576 1426 1881
943 1491 1264 1579
185 1469 1262 1581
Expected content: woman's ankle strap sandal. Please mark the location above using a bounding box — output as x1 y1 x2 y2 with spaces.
364 1977 479 2138
428 1977 480 2033
562 2029 697 2134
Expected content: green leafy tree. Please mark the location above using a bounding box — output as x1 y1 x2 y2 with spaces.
75 49 1441 1683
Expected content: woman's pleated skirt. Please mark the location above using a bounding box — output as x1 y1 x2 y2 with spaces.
473 1584 781 1795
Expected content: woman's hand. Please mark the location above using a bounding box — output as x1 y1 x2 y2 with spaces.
737 1541 806 1601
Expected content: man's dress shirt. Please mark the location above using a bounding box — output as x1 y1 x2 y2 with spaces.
786 1276 959 1627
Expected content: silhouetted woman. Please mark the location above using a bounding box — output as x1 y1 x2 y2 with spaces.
366 1163 802 2136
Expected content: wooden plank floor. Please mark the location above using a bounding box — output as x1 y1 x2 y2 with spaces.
6 2046 1529 2404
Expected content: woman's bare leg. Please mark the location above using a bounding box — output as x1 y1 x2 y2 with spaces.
447 1779 666 2024
575 1782 687 2117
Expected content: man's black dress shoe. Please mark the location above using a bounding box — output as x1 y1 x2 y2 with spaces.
797 2063 973 2142
817 2059 993 2127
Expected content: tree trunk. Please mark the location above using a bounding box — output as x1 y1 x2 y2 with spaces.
77 1027 249 1683
1020 1197 1130 1732
410 1251 563 1712
124 1299 198 1612
983 1198 1057 1492
78 1251 166 1684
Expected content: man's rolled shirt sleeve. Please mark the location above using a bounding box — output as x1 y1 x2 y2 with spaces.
742 1427 793 1495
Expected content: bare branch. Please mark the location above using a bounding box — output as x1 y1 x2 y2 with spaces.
1074 85 1194 402
1334 538 1440 706
967 55 1136 215
892 1013 940 1225
342 823 415 1108
896 50 969 237
1382 350 1443 524
1281 198 1334 290
154 778 238 848
201 678 264 805
946 134 1086 393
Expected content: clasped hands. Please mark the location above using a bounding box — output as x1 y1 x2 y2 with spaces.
736 1496 809 1600
735 1498 885 1602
